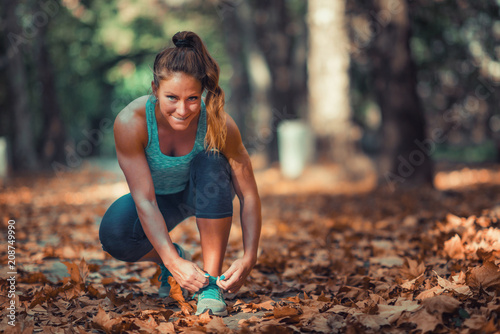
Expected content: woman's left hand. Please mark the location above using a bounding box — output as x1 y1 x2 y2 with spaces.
216 257 255 293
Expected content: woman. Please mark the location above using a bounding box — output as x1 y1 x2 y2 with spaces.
99 31 261 317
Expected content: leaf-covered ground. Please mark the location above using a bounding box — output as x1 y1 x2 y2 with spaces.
1 162 500 333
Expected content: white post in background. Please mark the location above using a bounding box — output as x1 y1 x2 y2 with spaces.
277 120 314 179
0 137 8 179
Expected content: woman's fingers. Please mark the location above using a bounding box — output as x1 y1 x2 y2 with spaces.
172 260 209 292
218 263 245 292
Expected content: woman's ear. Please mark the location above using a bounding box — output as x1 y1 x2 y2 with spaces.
151 81 157 98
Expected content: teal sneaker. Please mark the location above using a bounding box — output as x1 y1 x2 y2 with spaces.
195 275 227 316
158 243 191 298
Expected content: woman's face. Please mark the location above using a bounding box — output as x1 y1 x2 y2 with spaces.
153 72 203 131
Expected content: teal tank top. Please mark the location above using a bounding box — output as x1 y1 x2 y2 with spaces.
144 96 207 195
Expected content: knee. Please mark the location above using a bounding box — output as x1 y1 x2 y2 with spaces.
191 150 231 177
193 150 229 166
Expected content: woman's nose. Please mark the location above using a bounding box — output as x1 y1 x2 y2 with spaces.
177 102 189 116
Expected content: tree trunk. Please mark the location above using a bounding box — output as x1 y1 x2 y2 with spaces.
308 0 357 163
36 21 67 166
217 0 255 147
252 0 299 163
3 0 39 172
370 0 433 190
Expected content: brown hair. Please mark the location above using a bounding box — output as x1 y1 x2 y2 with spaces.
152 31 226 152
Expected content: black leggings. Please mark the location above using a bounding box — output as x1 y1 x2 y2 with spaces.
99 150 234 262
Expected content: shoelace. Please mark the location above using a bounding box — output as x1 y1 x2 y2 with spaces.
193 275 222 300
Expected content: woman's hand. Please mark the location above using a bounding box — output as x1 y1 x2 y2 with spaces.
168 257 209 293
217 257 255 293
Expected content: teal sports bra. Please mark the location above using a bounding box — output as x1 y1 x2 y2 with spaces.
144 96 207 194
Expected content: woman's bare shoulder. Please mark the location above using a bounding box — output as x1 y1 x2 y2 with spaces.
114 95 150 145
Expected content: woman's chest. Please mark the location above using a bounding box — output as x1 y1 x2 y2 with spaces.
157 125 197 157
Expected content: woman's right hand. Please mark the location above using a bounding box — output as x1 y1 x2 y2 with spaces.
168 257 209 293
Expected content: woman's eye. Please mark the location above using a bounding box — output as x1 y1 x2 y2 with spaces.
167 96 176 101
188 96 198 101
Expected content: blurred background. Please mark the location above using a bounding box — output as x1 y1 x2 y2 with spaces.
1 0 500 190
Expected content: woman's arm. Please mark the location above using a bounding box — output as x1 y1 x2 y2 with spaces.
218 114 262 293
114 100 208 292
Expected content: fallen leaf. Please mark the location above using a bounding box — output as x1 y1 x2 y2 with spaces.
273 305 302 319
206 316 233 333
466 261 500 291
444 234 465 259
168 276 193 315
378 300 421 323
434 271 472 296
356 314 390 330
408 308 441 333
400 258 426 279
422 295 461 317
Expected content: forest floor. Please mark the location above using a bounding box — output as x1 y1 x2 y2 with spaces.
1 159 500 333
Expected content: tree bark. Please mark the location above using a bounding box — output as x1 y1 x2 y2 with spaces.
370 0 433 189
308 0 357 163
252 0 299 163
36 21 67 166
217 0 255 147
3 0 39 172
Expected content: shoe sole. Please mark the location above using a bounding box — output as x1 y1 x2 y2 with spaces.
195 308 228 317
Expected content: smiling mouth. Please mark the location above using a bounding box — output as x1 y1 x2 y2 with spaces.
172 115 188 121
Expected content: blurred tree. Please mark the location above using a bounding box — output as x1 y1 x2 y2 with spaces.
35 0 67 166
217 0 307 164
348 0 500 188
2 0 39 171
308 0 359 164
370 0 433 188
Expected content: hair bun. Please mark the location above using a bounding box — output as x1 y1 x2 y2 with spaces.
173 38 193 48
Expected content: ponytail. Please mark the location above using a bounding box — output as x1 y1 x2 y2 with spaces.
153 31 227 152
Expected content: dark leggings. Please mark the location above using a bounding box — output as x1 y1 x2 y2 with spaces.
99 150 234 262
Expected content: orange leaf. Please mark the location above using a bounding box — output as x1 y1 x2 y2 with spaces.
61 261 81 284
168 276 193 315
466 261 500 291
273 305 302 319
422 295 461 317
444 234 465 259
206 316 232 333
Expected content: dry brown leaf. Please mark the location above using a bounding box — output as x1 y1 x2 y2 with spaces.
466 261 500 291
408 308 441 333
434 271 472 296
356 314 390 330
91 306 120 333
444 234 465 259
206 316 233 333
156 322 176 333
133 316 159 332
168 276 193 315
415 285 444 300
301 315 332 332
273 305 302 320
400 273 425 291
400 258 426 279
422 295 461 317
198 310 213 324
377 300 421 323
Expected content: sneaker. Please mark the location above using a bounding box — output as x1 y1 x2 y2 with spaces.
158 243 191 298
195 275 227 316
